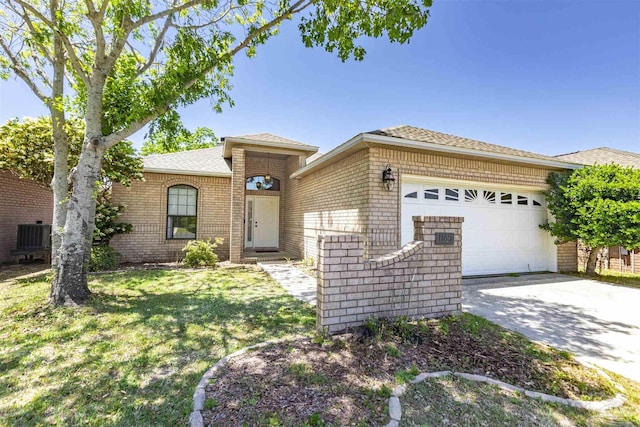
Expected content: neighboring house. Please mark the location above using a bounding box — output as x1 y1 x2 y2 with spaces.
556 147 640 273
111 126 581 275
0 171 53 263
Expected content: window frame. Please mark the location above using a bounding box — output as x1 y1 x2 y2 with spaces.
166 184 198 240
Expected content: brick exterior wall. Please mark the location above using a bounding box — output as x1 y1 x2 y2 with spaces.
287 143 574 272
0 171 53 263
111 172 231 263
285 149 370 261
229 148 245 262
608 246 638 273
317 216 463 334
556 241 578 273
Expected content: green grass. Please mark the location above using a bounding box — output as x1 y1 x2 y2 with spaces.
402 373 640 427
402 376 576 426
287 362 328 385
571 269 640 289
0 267 315 426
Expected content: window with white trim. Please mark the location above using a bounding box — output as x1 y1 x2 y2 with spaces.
167 185 197 239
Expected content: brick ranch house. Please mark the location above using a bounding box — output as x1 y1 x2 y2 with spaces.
111 125 583 275
555 147 640 273
0 171 53 264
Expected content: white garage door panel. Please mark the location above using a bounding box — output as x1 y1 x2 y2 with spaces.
401 180 556 276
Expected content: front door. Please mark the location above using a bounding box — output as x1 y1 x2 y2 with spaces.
245 196 279 248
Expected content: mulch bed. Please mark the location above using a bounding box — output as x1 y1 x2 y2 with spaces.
201 314 617 426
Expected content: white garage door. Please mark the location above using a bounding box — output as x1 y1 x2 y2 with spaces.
401 178 557 276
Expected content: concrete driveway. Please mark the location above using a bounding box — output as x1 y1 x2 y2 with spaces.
463 273 640 383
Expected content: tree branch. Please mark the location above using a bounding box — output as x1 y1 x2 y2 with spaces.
10 0 91 87
136 15 172 76
103 0 313 149
0 37 48 103
85 0 107 63
130 0 206 31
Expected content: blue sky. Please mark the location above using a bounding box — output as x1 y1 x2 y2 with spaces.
0 0 638 156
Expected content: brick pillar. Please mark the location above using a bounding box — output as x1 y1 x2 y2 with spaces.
230 148 245 263
316 235 365 332
316 216 463 334
557 241 578 273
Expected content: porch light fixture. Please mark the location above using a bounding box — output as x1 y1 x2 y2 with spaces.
382 164 395 191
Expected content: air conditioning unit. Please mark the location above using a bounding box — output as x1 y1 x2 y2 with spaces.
16 224 52 251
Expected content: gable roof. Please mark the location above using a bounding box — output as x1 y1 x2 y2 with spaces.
555 147 640 168
369 125 565 163
229 133 314 148
292 125 577 179
221 133 318 158
143 145 231 177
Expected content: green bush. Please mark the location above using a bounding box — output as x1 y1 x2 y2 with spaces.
89 245 120 271
182 238 223 268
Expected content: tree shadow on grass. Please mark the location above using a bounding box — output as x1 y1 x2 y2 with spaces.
0 268 315 426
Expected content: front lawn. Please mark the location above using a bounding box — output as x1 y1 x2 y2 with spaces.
572 269 640 289
0 267 315 426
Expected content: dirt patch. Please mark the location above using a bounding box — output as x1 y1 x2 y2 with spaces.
0 263 50 282
201 314 618 426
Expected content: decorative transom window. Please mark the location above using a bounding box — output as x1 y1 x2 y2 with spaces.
167 185 197 239
464 189 478 202
517 195 528 205
246 176 280 191
501 192 512 204
424 188 439 200
404 191 418 199
445 188 459 201
532 198 542 206
483 191 496 203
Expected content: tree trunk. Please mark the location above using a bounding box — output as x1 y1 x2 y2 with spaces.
585 247 601 275
49 0 68 268
50 138 103 305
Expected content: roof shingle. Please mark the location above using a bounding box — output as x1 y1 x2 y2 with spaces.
555 147 640 168
143 145 231 175
368 125 567 163
227 133 316 149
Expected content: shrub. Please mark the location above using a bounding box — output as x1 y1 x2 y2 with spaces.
89 245 120 271
182 238 223 268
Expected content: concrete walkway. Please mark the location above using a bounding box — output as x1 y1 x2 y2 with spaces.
258 262 317 306
463 273 640 383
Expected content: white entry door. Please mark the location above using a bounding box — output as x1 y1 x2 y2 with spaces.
245 196 279 248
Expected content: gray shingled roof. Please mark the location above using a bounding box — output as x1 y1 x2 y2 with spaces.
227 133 316 150
555 147 640 168
143 145 231 175
368 125 567 163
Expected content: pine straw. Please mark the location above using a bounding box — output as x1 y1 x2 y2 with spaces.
202 314 619 426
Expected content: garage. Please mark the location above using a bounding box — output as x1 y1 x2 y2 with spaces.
401 177 557 276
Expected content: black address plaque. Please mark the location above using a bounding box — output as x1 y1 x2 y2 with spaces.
435 232 455 245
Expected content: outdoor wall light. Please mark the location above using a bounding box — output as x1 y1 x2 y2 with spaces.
382 164 395 191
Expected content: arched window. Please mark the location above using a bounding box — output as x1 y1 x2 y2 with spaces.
167 185 197 239
246 175 280 191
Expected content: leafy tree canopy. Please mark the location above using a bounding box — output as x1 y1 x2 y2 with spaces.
141 125 216 155
0 0 434 304
0 116 143 186
543 164 640 251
